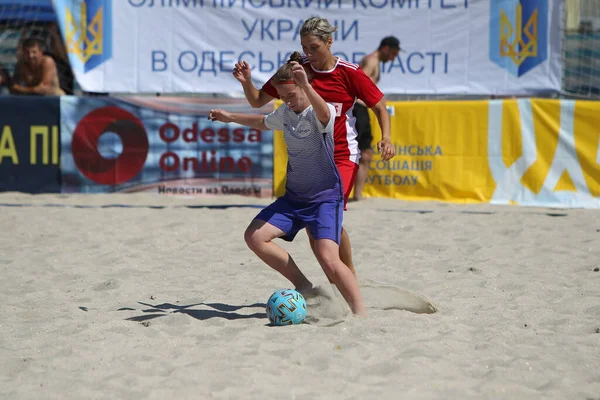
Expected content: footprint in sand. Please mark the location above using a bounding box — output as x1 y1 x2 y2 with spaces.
92 279 120 291
299 280 437 327
359 278 438 314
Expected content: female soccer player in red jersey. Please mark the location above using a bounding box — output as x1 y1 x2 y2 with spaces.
233 17 396 280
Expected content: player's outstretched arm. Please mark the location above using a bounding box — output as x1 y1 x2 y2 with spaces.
208 109 269 131
233 61 274 108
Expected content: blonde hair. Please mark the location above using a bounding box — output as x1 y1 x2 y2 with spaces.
272 51 310 84
300 17 337 42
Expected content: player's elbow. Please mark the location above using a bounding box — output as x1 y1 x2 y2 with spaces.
371 98 387 114
248 98 264 108
246 95 263 108
251 91 273 108
318 118 329 127
319 111 331 127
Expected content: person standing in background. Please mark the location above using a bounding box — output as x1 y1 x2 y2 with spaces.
352 36 401 201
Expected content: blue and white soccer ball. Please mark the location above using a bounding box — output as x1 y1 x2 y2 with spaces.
266 288 307 326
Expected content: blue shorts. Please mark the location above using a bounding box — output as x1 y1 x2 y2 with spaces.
254 197 344 244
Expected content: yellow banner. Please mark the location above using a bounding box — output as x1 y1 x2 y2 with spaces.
273 99 600 208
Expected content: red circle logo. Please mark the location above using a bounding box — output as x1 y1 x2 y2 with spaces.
72 106 149 185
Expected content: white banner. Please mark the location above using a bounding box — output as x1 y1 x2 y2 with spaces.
51 0 563 95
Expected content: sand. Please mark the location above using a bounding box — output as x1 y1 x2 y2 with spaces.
1 192 599 399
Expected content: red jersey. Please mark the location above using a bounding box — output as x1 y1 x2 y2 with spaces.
261 57 384 164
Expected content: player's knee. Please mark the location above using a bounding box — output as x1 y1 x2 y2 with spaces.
243 225 262 250
316 248 341 276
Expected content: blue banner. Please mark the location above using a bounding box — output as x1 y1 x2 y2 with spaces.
0 0 56 22
60 96 274 197
0 96 61 193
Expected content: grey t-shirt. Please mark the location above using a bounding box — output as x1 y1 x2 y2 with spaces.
264 103 343 203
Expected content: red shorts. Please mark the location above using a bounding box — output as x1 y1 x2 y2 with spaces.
336 159 359 210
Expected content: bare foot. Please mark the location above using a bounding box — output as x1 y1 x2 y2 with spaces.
354 308 368 317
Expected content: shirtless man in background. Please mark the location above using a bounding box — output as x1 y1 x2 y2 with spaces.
352 36 400 201
11 38 65 96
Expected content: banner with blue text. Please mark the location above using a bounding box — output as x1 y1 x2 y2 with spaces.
51 0 563 95
273 99 600 209
60 96 274 196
